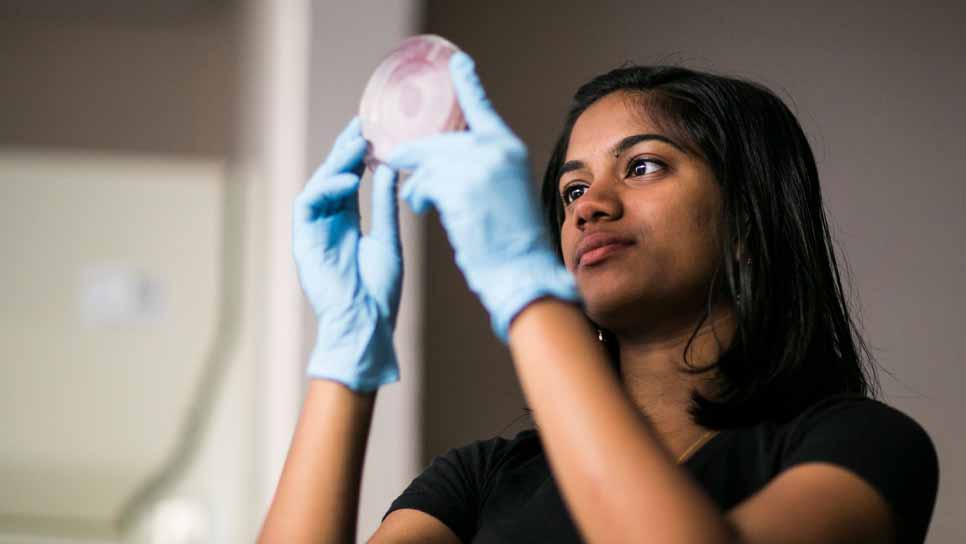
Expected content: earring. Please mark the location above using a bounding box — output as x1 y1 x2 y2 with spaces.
597 328 606 343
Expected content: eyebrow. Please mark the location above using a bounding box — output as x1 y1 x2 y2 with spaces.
558 133 685 181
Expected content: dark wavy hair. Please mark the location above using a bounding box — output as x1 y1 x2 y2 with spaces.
540 65 884 429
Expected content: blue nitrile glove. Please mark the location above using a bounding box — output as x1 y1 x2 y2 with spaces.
387 52 580 343
293 116 402 392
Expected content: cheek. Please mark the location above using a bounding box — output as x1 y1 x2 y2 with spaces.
559 223 578 270
670 195 721 274
690 188 722 249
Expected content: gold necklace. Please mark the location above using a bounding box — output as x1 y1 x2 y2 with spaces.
675 430 719 463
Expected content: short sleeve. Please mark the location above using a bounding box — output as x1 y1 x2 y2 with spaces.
383 437 511 543
780 395 940 544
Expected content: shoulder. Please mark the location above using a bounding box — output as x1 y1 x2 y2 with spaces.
779 393 939 476
777 394 939 543
780 393 937 462
790 392 919 423
384 429 543 536
437 428 543 476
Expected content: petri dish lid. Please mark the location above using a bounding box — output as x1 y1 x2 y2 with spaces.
359 34 467 167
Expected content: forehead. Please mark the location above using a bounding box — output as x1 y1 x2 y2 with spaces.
566 91 663 159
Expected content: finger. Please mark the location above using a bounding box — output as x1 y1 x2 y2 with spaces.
317 116 366 177
368 164 400 249
386 132 475 171
295 172 360 222
399 166 439 215
449 52 512 137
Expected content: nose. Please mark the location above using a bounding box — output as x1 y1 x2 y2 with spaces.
573 180 622 229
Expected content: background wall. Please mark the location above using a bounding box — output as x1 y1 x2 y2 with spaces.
421 1 966 542
0 3 251 542
0 1 421 542
0 1 239 155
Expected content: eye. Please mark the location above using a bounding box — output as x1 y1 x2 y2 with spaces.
560 183 587 206
626 157 666 178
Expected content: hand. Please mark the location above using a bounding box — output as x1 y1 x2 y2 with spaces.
387 52 580 342
293 117 402 392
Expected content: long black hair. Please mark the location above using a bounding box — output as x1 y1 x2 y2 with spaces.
540 65 884 429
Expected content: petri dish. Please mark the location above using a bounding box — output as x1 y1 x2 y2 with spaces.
359 34 467 168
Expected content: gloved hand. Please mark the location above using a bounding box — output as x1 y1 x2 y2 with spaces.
293 116 402 392
387 52 580 343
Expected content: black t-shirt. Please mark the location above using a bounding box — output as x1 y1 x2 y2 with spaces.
385 394 939 543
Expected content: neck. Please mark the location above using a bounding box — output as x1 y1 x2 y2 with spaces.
614 304 736 459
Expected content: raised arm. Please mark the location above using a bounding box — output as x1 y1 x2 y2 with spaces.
259 117 404 542
259 382 376 542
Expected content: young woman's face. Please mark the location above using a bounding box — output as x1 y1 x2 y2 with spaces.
558 91 725 332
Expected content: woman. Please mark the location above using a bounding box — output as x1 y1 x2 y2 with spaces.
259 52 939 543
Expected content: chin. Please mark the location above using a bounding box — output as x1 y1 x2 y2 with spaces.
578 284 642 329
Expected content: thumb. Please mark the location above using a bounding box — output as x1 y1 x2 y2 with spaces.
399 167 437 216
449 52 512 137
368 164 400 250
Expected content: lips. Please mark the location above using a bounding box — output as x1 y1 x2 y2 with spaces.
575 231 635 267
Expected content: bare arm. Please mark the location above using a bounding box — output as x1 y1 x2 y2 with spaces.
507 298 737 543
258 380 375 543
506 298 894 544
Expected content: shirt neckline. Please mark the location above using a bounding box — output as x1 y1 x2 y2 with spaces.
681 428 731 465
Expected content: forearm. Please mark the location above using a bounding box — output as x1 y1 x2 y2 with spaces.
507 299 737 544
259 379 375 543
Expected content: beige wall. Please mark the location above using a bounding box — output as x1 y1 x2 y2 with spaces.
422 1 966 542
0 3 239 155
0 3 256 541
1 1 426 541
